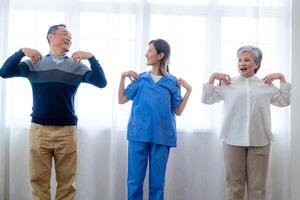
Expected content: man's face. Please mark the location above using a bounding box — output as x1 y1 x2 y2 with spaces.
48 26 72 52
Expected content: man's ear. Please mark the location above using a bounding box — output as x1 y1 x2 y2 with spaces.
47 34 53 43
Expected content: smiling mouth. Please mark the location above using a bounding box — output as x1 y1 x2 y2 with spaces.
240 67 247 71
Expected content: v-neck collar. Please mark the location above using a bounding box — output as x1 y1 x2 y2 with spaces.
47 54 68 66
146 71 167 85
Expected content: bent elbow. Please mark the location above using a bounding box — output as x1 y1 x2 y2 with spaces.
201 99 211 105
174 109 182 116
175 112 182 116
118 96 129 104
0 72 9 79
282 100 291 107
118 99 127 104
97 80 107 88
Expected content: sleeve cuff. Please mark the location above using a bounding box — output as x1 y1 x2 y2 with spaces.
280 82 292 90
17 49 25 58
88 56 97 64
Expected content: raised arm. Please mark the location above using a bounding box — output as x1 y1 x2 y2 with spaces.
75 51 107 88
263 73 291 107
118 70 139 104
174 78 192 116
201 72 230 104
0 48 42 78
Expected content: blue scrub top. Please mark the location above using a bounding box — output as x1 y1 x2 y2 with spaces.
125 71 183 147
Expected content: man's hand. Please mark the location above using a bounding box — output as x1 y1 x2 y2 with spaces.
71 51 93 63
22 48 42 64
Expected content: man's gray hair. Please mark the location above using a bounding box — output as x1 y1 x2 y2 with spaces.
47 24 66 44
237 45 263 74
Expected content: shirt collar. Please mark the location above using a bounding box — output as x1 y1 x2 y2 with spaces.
238 75 259 81
47 53 68 60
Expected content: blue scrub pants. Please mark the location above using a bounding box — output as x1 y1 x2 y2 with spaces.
127 141 170 200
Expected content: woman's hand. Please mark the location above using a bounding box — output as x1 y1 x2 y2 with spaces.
177 78 192 92
209 72 231 85
174 77 192 116
263 73 286 84
121 70 139 81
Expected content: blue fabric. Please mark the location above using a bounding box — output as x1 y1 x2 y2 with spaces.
128 141 170 200
0 49 107 125
125 71 183 147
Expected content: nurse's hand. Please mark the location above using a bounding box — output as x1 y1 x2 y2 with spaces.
177 78 192 92
121 70 139 81
263 73 286 84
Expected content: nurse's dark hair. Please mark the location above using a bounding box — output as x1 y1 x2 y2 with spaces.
148 39 170 76
237 45 263 74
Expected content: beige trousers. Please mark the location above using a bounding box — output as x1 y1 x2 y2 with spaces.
29 123 77 200
223 143 270 200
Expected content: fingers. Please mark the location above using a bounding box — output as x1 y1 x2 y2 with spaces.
71 52 82 64
264 73 284 84
123 71 139 81
177 78 184 86
30 51 42 64
263 74 277 84
213 73 231 85
226 75 231 81
177 78 192 90
129 71 139 80
263 75 274 84
222 77 231 85
219 75 231 85
71 51 93 63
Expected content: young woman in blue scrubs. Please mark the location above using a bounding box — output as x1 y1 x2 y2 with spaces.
118 39 192 200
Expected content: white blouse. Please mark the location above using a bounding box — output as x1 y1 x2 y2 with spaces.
201 75 291 146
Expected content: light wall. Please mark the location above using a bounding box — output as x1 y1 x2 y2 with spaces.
291 0 300 199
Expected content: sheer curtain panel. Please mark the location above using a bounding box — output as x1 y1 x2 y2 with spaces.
0 0 292 199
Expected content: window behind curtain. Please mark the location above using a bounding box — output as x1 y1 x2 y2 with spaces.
5 0 290 133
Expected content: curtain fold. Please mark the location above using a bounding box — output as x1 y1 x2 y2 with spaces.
0 0 10 199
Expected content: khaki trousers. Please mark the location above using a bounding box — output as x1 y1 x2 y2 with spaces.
29 123 77 200
223 143 270 200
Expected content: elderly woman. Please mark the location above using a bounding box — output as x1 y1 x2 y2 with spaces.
201 46 291 200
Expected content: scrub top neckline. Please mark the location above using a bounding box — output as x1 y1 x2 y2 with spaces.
147 71 168 85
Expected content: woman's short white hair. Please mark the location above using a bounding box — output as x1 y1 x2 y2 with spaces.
237 45 263 74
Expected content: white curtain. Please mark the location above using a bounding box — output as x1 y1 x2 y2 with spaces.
0 0 292 199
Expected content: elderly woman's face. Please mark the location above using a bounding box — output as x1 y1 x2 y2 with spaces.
237 52 257 78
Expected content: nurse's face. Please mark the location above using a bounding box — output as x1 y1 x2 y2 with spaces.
237 52 257 78
145 43 162 66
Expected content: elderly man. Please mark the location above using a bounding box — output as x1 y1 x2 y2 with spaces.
0 24 107 200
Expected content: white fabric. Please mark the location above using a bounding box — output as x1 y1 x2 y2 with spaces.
202 75 291 146
150 72 163 83
0 0 293 200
